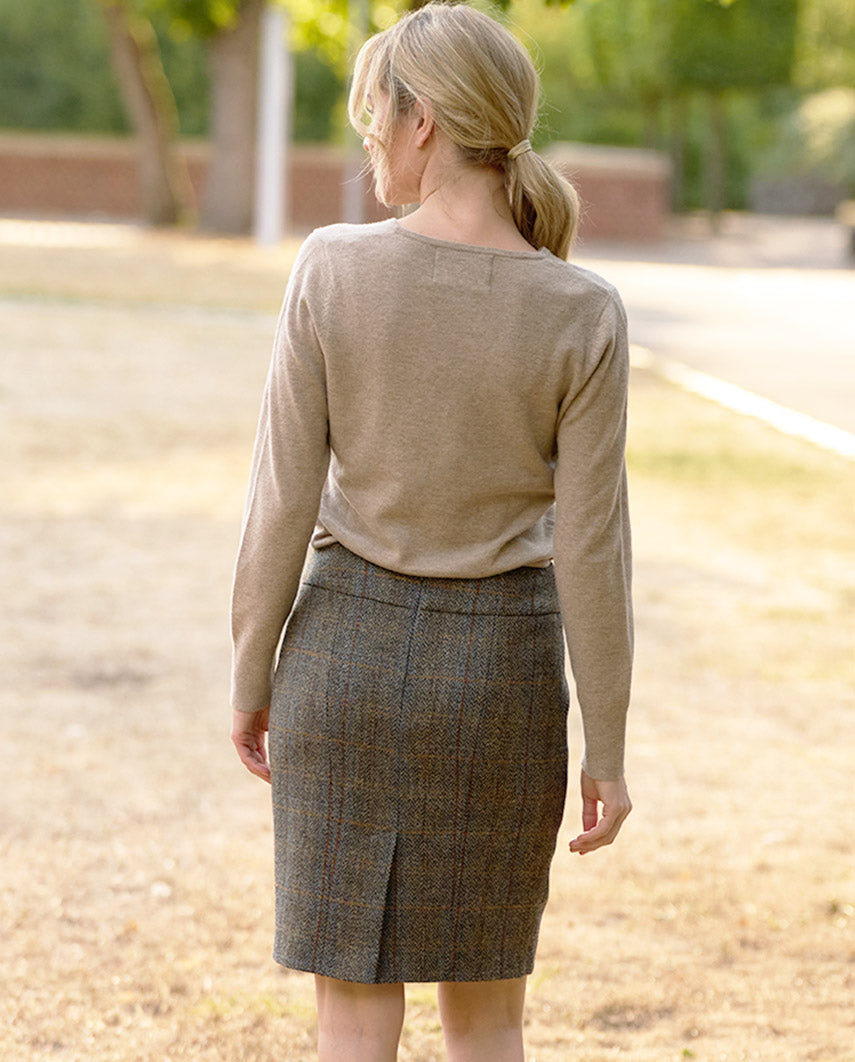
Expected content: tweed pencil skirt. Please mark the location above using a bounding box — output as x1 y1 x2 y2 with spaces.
268 542 569 984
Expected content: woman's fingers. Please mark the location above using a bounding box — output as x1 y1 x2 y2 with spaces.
231 707 272 783
569 771 631 854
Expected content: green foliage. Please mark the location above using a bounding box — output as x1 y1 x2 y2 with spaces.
759 89 855 194
0 0 127 131
565 0 671 103
523 0 801 102
0 0 346 141
141 0 243 38
794 0 855 91
0 0 210 135
671 90 789 209
518 0 666 142
159 30 210 134
668 0 799 90
293 49 345 141
285 0 353 68
3 0 852 213
284 1 431 70
516 0 807 209
283 0 576 71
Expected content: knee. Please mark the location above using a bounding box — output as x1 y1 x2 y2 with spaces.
315 976 405 1044
438 978 526 1039
442 1005 522 1043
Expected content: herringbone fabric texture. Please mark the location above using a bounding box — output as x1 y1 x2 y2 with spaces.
269 544 569 983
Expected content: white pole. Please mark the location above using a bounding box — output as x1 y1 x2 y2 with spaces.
255 5 293 245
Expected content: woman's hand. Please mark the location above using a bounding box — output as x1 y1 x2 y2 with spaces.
569 769 631 855
231 707 271 783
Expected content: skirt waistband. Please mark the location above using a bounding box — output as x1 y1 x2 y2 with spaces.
302 543 560 617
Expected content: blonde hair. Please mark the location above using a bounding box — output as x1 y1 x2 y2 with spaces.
348 2 579 259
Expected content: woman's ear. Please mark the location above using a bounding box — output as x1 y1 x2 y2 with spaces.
412 99 435 148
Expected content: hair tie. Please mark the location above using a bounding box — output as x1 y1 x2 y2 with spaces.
507 139 532 161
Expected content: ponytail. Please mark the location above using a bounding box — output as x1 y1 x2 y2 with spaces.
506 149 579 260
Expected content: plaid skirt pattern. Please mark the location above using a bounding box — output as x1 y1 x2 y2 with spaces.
269 543 569 984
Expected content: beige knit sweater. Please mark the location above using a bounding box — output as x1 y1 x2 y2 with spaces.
230 219 632 779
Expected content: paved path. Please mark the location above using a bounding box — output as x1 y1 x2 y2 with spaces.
577 214 855 437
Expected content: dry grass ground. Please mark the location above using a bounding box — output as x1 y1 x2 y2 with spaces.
1 221 852 1061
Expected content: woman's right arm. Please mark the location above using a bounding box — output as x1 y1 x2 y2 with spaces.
552 290 633 785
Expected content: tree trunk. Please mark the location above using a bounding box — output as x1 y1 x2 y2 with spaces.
201 0 264 234
100 0 193 226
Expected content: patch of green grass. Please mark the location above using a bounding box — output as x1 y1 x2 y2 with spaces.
627 443 820 490
627 372 855 556
193 991 314 1022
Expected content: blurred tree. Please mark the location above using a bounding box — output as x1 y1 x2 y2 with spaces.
794 0 855 91
100 0 195 224
152 0 577 232
293 50 344 141
287 0 354 69
759 88 855 198
519 0 800 214
569 0 670 141
668 0 799 219
669 0 798 90
140 0 263 233
11 0 814 226
0 0 128 131
142 0 393 233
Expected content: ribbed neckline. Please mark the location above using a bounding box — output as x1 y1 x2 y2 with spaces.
386 218 551 260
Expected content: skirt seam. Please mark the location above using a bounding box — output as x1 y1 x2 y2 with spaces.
303 578 560 617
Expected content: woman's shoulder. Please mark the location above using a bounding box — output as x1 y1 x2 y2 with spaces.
532 255 626 336
541 253 621 302
289 220 399 283
285 221 398 293
303 218 398 254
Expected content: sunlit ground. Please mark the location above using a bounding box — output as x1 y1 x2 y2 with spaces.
1 221 852 1061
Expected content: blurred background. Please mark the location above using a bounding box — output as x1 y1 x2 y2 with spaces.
2 3 854 1060
1 0 854 241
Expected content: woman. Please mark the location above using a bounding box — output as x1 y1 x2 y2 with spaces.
230 4 632 1059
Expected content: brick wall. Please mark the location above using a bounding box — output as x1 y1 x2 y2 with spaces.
0 133 670 241
545 142 672 242
0 134 390 231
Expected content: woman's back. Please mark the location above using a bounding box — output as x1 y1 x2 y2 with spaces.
287 218 627 578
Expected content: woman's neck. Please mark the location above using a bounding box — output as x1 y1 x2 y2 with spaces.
398 161 533 252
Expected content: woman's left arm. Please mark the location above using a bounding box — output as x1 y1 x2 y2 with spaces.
231 706 271 783
230 235 331 730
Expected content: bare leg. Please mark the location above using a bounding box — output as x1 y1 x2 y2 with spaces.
314 975 405 1062
438 976 527 1062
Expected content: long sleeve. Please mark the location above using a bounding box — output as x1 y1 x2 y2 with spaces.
552 292 633 780
230 238 331 712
